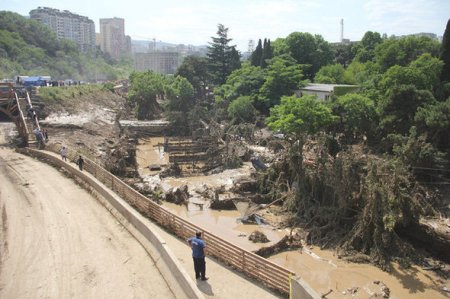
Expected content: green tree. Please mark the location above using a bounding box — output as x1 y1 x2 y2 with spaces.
440 19 450 82
207 24 241 85
268 95 335 137
379 65 427 94
271 37 289 56
379 85 435 135
332 42 355 67
375 36 440 71
128 71 165 120
343 61 380 85
214 63 265 103
227 96 257 124
176 55 210 100
283 32 333 79
251 39 263 67
258 54 305 113
260 38 273 68
415 97 450 150
315 64 346 84
164 76 196 134
334 93 376 140
353 31 383 62
409 53 443 91
229 46 242 71
267 94 335 181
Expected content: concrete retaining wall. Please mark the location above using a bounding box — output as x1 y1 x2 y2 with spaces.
291 278 321 299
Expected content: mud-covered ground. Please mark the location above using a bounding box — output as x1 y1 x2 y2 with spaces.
38 89 128 168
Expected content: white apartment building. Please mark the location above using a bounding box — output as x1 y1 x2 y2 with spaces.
29 7 96 52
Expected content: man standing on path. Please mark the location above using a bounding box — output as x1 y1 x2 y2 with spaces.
60 146 67 161
77 155 84 171
187 231 208 281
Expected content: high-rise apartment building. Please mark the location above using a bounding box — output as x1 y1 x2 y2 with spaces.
29 7 96 52
99 18 130 59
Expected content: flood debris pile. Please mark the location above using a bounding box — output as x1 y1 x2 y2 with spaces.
248 231 270 243
256 138 450 270
104 136 137 176
209 196 236 210
165 185 189 205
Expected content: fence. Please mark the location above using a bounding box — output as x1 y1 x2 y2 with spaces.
41 144 296 295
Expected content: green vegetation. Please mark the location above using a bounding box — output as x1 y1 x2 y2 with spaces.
38 84 111 103
0 11 132 81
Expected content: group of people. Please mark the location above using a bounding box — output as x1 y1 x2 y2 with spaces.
60 146 84 171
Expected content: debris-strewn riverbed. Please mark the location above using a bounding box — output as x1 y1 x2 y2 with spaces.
136 136 450 299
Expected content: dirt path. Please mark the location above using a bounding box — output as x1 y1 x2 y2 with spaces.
0 124 176 298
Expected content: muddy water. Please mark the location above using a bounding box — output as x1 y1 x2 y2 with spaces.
138 137 450 299
163 202 286 251
271 248 449 299
136 137 168 176
165 200 450 298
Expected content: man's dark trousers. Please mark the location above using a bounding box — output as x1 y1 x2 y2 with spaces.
193 257 206 279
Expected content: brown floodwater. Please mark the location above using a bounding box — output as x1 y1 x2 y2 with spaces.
136 137 169 176
138 137 450 299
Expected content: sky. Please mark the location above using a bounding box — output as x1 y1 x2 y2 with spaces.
2 0 449 52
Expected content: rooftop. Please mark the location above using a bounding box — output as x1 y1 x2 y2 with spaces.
300 83 358 92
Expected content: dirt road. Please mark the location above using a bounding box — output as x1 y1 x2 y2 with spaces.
0 124 176 298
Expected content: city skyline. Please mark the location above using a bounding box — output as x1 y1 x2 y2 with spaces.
2 0 449 52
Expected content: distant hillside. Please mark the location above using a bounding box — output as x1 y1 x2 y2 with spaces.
0 11 132 81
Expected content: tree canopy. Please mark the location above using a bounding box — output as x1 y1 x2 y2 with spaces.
207 24 241 85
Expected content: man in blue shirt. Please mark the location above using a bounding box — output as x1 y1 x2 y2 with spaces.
187 231 208 281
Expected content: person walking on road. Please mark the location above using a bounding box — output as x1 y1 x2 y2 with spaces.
187 231 208 281
60 146 68 161
43 129 48 142
77 155 84 171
